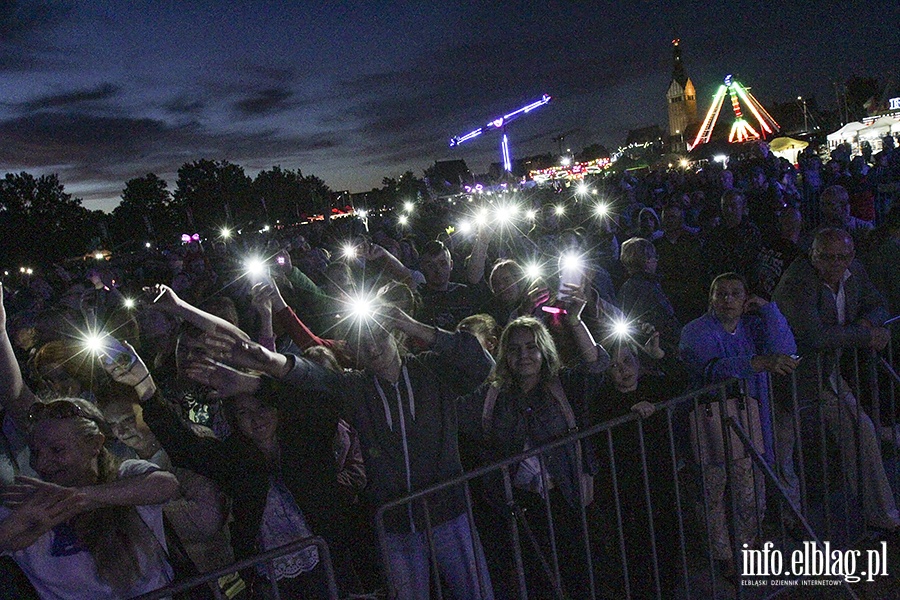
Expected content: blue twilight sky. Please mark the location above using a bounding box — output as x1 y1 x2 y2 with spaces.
0 0 896 211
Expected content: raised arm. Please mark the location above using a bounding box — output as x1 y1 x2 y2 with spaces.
0 470 177 551
0 283 38 428
365 243 414 287
151 284 251 340
464 224 491 285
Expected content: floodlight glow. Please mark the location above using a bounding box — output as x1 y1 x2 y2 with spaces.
714 155 728 163
594 203 609 218
145 242 152 248
94 252 104 260
560 157 571 166
25 268 32 275
342 243 358 259
123 298 136 309
457 220 473 235
679 159 689 168
356 209 368 218
554 205 566 216
524 262 542 279
403 201 414 213
398 214 409 226
576 183 589 195
220 227 232 239
244 257 267 278
474 207 490 226
525 209 537 221
19 267 25 273
261 225 270 232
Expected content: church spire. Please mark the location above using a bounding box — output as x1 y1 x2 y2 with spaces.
672 38 688 88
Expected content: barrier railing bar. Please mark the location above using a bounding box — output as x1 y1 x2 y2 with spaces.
636 418 662 599
666 405 692 599
726 415 860 600
133 536 338 600
536 452 564 597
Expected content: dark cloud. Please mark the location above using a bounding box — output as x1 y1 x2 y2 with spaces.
0 1 71 72
0 0 68 39
234 87 294 117
163 95 206 116
17 83 120 111
0 107 343 192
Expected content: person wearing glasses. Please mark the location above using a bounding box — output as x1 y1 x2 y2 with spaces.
774 227 900 534
0 398 177 599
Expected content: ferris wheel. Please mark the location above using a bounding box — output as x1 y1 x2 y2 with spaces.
688 74 780 151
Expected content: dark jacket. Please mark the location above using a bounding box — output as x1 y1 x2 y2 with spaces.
772 256 888 404
141 376 348 564
281 329 493 532
457 359 606 508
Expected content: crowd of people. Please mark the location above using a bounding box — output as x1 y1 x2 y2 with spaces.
1 137 899 599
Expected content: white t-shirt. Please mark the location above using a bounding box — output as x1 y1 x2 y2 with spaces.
0 459 173 600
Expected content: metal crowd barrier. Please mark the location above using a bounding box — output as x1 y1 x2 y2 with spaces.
374 338 899 599
135 536 339 600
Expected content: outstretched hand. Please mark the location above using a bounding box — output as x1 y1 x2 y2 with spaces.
0 476 82 528
97 339 157 402
197 328 289 377
184 358 262 399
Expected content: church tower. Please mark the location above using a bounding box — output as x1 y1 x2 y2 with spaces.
666 38 697 152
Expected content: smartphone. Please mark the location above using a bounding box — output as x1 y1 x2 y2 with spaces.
99 337 137 369
557 253 584 300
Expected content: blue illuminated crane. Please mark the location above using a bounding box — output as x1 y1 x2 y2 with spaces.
449 94 552 173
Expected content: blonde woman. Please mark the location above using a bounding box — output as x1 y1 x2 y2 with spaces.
0 398 177 599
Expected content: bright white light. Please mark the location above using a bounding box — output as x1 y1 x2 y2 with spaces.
679 159 689 168
25 268 33 275
19 267 25 273
244 257 267 278
474 207 490 226
398 214 409 226
493 204 517 224
356 209 368 218
457 220 473 235
84 333 106 355
403 201 414 213
342 243 358 259
94 252 104 260
713 155 728 164
554 204 566 216
262 225 271 232
577 183 589 195
525 209 537 221
612 319 632 338
145 242 152 248
560 252 583 271
123 298 136 309
220 227 232 239
348 295 375 321
594 203 609 218
561 157 571 166
524 262 542 279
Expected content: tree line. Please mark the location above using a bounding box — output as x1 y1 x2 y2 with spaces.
0 160 428 268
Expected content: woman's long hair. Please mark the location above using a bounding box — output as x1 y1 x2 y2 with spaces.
489 316 560 390
33 398 166 593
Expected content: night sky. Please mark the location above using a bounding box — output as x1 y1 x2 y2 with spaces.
1 0 896 212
